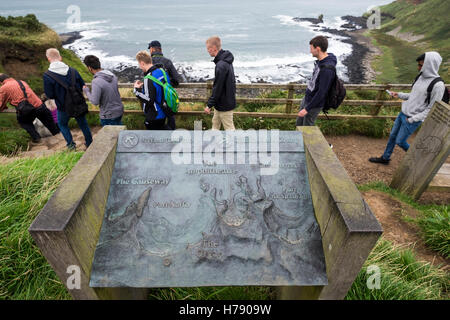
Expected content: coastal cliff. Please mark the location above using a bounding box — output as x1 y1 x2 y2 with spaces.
0 14 91 94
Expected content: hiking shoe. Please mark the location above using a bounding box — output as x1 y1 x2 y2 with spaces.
31 138 42 144
67 142 76 151
369 156 390 165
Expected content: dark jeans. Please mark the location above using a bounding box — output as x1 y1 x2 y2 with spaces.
100 116 123 126
57 110 93 148
382 112 421 160
166 115 176 130
17 104 60 141
145 118 166 130
296 99 322 126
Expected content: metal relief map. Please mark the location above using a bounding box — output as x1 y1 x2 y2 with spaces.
89 130 327 288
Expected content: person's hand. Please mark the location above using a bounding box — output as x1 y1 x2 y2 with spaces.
83 85 88 90
390 91 399 98
298 109 308 117
204 106 211 114
407 117 414 124
134 80 143 89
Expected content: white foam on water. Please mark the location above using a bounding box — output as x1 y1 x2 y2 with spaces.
64 15 353 83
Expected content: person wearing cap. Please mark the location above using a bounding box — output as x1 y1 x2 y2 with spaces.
148 40 182 130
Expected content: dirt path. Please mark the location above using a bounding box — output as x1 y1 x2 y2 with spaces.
363 190 449 270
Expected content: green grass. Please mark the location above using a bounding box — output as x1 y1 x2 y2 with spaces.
370 0 450 83
369 30 424 84
346 238 449 300
0 152 83 300
0 129 29 155
149 286 274 300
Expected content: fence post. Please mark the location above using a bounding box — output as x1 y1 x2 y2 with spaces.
285 83 295 114
370 85 389 116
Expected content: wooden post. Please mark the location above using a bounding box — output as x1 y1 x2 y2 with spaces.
277 127 383 300
370 85 389 116
390 101 450 199
285 84 295 114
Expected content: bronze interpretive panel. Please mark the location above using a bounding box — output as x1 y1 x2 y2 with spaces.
90 130 327 287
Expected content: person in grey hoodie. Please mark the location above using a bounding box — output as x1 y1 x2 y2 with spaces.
83 55 124 126
369 51 445 164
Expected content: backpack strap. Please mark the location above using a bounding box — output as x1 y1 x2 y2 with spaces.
70 67 77 88
15 80 28 100
45 71 69 90
426 77 444 104
144 69 167 87
412 72 422 87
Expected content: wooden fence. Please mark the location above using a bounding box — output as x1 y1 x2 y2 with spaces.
87 82 448 121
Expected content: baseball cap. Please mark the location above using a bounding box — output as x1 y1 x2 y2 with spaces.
148 40 162 49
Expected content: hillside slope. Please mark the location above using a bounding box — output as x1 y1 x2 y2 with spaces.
0 14 92 94
367 0 449 83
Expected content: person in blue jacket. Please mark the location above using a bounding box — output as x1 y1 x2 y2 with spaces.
297 35 337 126
43 48 93 149
133 51 168 130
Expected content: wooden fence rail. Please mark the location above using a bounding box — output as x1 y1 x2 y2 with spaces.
84 82 450 120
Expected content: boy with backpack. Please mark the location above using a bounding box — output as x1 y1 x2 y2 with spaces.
369 51 446 165
297 35 341 126
43 48 92 150
134 51 178 130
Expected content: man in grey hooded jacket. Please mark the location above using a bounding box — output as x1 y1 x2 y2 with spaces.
83 55 124 126
369 51 445 164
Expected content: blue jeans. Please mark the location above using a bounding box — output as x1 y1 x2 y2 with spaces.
57 110 93 148
382 112 421 160
100 116 123 126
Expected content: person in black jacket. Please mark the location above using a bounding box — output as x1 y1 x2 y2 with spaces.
204 36 236 130
297 36 337 126
148 40 183 130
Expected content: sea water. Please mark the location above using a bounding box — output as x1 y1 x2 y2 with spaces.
1 0 392 83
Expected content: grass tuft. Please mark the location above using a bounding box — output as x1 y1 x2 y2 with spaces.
0 152 82 299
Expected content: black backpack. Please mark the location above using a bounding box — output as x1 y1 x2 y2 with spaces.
412 73 449 104
45 68 88 118
320 64 346 113
15 80 36 117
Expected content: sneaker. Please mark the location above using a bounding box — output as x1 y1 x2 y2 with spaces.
369 156 390 165
329 143 333 149
67 142 76 151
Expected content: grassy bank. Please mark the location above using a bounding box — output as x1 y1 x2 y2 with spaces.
0 153 448 300
0 152 83 299
367 0 450 84
0 14 92 95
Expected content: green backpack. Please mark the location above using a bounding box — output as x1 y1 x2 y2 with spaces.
144 69 179 116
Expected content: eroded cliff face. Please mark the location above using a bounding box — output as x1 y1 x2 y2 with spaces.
0 26 61 90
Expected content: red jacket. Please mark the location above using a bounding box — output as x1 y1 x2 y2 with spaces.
0 78 43 111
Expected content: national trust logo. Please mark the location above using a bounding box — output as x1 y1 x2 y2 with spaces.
122 132 139 148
